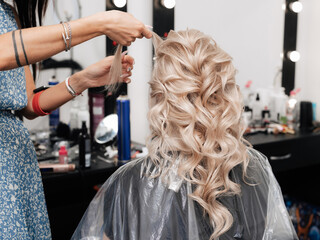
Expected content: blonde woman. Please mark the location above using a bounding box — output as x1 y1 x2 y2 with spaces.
72 29 298 240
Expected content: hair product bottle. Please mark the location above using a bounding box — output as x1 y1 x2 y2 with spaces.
58 145 68 164
89 90 105 139
252 93 263 123
48 75 60 131
69 99 79 130
117 95 131 164
77 105 90 131
79 121 91 169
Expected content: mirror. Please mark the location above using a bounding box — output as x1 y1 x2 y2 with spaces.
295 0 320 119
174 0 285 89
94 114 118 144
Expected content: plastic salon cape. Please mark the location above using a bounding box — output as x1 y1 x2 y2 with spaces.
72 148 298 240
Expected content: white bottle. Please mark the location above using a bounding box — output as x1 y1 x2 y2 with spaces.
242 80 254 110
286 89 299 129
77 105 90 133
252 93 264 122
48 75 60 131
271 87 288 122
69 99 79 130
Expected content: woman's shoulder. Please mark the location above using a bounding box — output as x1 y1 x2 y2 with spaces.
231 147 270 178
101 158 145 188
246 147 272 179
230 147 272 200
247 147 269 165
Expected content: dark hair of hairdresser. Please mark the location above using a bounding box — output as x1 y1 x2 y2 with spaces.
13 0 49 79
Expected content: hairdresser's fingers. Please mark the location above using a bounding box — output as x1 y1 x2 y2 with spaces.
137 33 144 39
122 40 134 45
122 55 135 66
121 76 131 84
121 69 132 77
123 35 138 45
119 39 132 46
126 65 133 72
125 38 136 45
141 27 152 39
122 64 133 73
121 54 134 62
100 55 114 70
121 63 133 72
75 56 117 89
120 71 132 83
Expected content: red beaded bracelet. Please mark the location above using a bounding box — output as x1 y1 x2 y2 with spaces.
32 90 51 116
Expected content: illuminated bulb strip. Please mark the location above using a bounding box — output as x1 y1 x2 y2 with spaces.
287 51 300 62
289 1 303 13
113 0 126 8
161 0 176 9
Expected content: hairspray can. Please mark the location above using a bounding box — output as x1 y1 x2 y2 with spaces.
117 95 131 163
48 75 59 131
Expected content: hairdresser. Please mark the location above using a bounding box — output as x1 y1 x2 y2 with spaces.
0 0 151 238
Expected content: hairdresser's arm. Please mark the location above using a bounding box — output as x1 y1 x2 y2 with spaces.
0 10 152 71
21 54 134 120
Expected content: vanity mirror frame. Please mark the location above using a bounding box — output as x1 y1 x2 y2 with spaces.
282 0 299 95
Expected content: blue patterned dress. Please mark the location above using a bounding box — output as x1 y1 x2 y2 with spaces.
0 1 51 239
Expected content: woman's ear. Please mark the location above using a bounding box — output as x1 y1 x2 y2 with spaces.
151 32 163 52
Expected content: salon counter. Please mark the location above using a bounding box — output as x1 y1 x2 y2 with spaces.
246 131 320 172
42 131 320 240
41 156 119 240
246 131 320 207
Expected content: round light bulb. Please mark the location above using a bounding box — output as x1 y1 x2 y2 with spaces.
113 0 126 8
161 0 176 9
289 1 303 13
287 51 300 62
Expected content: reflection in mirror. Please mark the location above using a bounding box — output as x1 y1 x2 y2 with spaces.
94 114 118 144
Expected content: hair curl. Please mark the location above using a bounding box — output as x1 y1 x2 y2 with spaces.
146 29 249 239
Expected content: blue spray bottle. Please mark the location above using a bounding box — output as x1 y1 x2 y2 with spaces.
48 75 59 131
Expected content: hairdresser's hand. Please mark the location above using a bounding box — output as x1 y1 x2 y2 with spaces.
101 10 152 46
69 54 134 93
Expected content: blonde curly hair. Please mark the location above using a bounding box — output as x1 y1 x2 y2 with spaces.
146 29 249 239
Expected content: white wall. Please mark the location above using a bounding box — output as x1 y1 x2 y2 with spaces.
24 0 106 131
127 0 153 144
295 0 320 120
175 0 285 90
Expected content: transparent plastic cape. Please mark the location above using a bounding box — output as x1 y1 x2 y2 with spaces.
71 148 298 240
